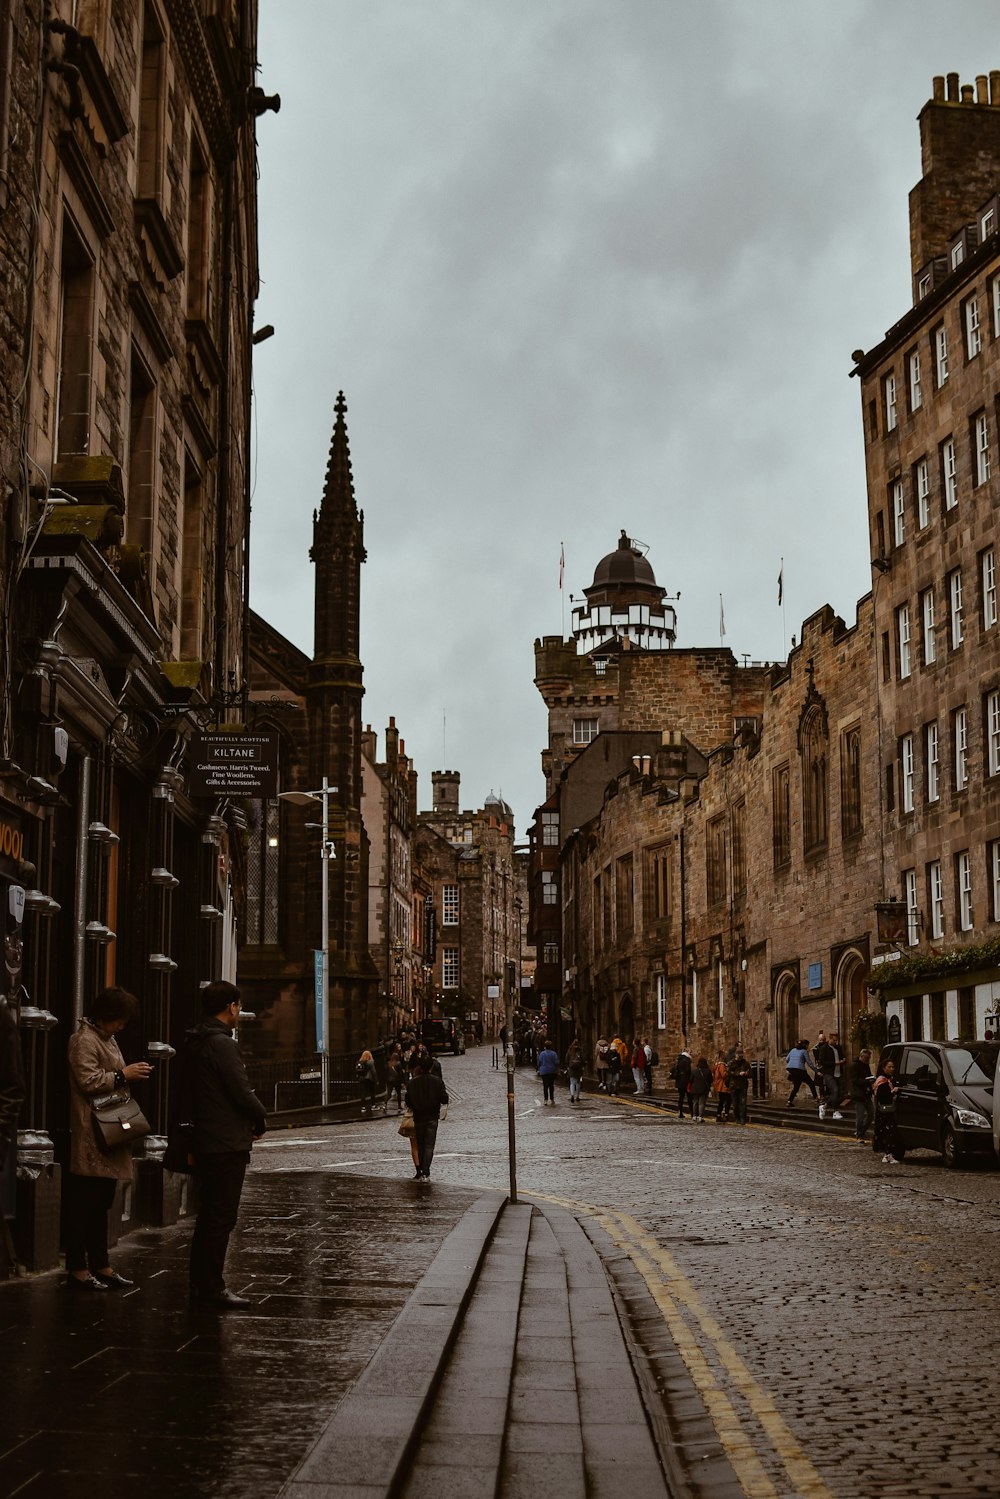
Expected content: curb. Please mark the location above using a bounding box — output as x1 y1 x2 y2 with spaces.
277 1190 506 1499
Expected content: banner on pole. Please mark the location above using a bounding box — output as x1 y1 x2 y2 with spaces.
314 950 326 1054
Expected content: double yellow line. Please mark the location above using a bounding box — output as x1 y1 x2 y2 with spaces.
534 1191 834 1499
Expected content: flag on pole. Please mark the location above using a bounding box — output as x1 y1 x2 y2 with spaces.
559 542 565 591
719 593 726 640
777 564 783 606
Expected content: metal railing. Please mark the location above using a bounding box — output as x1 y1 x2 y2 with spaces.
245 1046 387 1114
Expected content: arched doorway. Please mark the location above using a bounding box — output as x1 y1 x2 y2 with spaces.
774 971 799 1057
835 950 866 1044
618 991 634 1040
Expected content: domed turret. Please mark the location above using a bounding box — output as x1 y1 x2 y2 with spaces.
571 531 676 655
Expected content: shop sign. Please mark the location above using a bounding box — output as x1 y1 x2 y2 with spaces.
190 732 279 798
0 811 25 876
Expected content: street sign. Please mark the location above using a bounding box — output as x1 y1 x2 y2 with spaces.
189 731 279 798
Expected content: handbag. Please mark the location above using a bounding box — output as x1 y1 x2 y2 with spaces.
90 1089 151 1151
398 1110 415 1138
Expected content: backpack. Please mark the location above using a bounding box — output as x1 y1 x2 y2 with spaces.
651 1050 659 1066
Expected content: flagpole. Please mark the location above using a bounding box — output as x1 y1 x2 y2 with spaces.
780 556 786 659
559 541 565 639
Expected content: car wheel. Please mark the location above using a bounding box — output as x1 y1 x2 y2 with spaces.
942 1122 961 1169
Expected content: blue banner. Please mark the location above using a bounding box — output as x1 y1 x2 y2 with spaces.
314 950 326 1054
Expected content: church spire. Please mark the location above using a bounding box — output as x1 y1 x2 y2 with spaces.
319 390 356 521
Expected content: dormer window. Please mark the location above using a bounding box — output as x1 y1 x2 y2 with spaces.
951 241 965 269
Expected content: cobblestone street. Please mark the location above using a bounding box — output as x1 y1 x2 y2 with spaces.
253 1046 1000 1498
5 1044 1000 1498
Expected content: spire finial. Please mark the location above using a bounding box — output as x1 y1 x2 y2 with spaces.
335 390 347 417
319 390 355 517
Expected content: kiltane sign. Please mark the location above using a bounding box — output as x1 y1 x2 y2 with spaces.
0 812 25 876
189 733 279 798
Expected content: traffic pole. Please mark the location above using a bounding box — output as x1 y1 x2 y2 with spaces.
505 961 517 1203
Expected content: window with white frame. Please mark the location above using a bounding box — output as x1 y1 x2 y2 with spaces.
542 941 558 965
991 841 1000 921
892 480 905 546
884 372 897 431
897 604 911 678
716 957 724 1018
929 861 944 938
656 972 666 1030
901 733 914 812
690 966 698 1024
572 717 599 745
975 411 991 485
916 458 930 529
983 547 997 630
541 871 557 904
957 850 973 931
955 706 969 790
909 351 922 411
922 588 936 664
966 296 982 359
442 946 459 988
926 721 940 802
904 868 919 946
983 207 996 239
950 570 964 647
441 884 459 925
952 242 965 269
987 689 1000 777
541 810 559 846
918 273 932 300
994 274 1000 338
942 438 957 508
935 324 949 385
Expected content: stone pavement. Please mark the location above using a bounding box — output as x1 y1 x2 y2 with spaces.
0 1158 738 1499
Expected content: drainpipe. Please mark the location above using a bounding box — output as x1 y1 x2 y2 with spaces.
679 827 687 1038
72 754 91 1023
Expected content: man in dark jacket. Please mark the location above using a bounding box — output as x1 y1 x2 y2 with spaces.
186 981 266 1308
404 1053 448 1180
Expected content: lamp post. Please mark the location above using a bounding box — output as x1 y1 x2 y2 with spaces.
278 777 337 1105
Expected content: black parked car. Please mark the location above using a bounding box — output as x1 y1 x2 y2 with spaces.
417 1017 464 1055
877 1040 1000 1168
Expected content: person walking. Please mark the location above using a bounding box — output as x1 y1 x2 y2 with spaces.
405 1052 448 1180
671 1047 693 1118
386 1047 404 1113
186 981 267 1309
849 1048 874 1143
785 1039 817 1106
630 1039 646 1096
643 1039 654 1095
727 1046 752 1126
65 986 152 1292
828 1032 846 1113
567 1040 584 1103
356 1048 377 1116
537 1039 559 1104
814 1032 841 1120
606 1042 622 1096
595 1037 610 1092
689 1056 713 1121
712 1051 732 1121
872 1059 900 1164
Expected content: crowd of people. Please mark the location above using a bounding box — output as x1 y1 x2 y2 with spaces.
784 1032 899 1161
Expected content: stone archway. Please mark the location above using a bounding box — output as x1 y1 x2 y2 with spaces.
774 971 799 1056
835 950 867 1044
619 991 635 1040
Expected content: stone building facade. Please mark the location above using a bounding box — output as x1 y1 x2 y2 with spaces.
362 718 417 1041
534 74 1000 1082
0 0 269 1268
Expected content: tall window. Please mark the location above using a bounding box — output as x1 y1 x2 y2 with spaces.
935 324 949 386
904 868 919 946
928 861 944 939
56 216 95 458
957 850 973 931
991 841 1000 921
541 871 557 905
983 547 997 631
840 725 863 837
916 458 930 529
987 689 1000 777
245 799 280 945
801 710 828 852
773 764 791 867
949 570 964 647
884 372 897 431
615 855 634 936
908 350 922 411
572 717 599 745
647 845 671 922
732 800 746 895
541 811 559 846
900 733 914 813
179 455 204 659
966 296 982 359
442 884 459 925
542 941 558 965
974 411 991 486
137 1 166 202
926 721 939 803
706 817 727 904
655 973 666 1030
942 437 957 509
716 957 725 1019
127 346 157 555
954 707 969 791
897 604 911 678
441 947 459 988
185 134 212 321
921 588 936 665
994 273 1000 338
892 480 906 546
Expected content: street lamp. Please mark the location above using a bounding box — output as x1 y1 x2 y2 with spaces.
278 777 337 1105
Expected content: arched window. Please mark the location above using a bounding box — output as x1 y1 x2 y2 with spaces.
774 972 799 1055
800 706 828 852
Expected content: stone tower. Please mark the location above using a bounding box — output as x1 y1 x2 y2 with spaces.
308 392 378 1050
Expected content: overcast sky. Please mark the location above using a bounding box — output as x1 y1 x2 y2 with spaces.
250 1 997 834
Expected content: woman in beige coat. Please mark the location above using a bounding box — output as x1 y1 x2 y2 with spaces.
66 986 151 1291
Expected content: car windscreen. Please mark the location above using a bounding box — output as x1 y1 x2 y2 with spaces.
946 1045 1000 1087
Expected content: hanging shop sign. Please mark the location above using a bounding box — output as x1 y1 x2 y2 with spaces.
0 810 25 877
189 732 279 798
